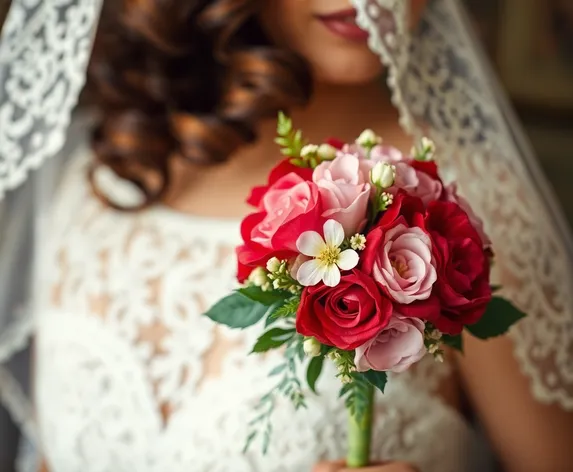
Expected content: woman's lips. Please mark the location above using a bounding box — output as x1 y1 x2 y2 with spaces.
315 8 370 43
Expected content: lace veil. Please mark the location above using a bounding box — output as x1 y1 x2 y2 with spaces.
0 0 572 466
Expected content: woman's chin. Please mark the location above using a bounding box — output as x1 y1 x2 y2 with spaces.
313 59 384 86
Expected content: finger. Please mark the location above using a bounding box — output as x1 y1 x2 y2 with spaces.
313 460 347 472
341 462 419 472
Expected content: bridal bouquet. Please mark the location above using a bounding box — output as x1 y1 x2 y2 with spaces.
205 113 525 467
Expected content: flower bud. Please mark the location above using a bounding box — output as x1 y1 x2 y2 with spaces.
248 267 268 288
370 162 395 188
411 137 436 161
303 338 322 358
317 143 337 160
300 144 319 158
357 129 382 148
266 257 281 273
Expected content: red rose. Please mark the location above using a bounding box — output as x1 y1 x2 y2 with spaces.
237 172 324 282
425 201 492 334
360 193 441 320
325 137 345 150
410 159 441 182
247 159 313 208
296 269 393 350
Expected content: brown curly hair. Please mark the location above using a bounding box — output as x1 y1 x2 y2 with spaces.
88 0 313 210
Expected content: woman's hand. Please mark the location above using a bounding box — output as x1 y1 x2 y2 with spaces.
313 460 419 472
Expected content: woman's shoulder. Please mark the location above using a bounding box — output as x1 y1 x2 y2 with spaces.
51 139 240 246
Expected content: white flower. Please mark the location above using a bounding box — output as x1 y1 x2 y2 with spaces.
370 162 396 188
303 338 322 358
266 257 281 273
296 220 359 287
248 267 268 287
317 143 337 160
356 129 382 148
301 144 319 157
350 234 366 251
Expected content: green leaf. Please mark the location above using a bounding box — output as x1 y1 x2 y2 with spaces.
490 285 502 293
442 334 463 352
277 111 291 135
306 355 324 394
269 297 300 320
361 370 388 394
467 296 526 339
268 364 287 377
289 158 306 167
238 286 289 306
252 328 296 353
204 292 268 329
274 137 290 147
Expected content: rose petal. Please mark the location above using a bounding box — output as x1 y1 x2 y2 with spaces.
296 231 325 257
323 219 344 247
337 249 359 271
322 266 341 287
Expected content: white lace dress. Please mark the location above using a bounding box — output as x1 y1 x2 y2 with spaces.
33 151 495 472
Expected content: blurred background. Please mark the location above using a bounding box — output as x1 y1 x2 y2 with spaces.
0 0 572 471
466 0 573 225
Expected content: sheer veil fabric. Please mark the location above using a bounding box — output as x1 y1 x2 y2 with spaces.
0 0 572 468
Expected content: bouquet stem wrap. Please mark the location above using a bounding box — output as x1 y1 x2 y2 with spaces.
346 383 374 468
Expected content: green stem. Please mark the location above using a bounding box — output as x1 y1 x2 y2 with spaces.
346 383 375 468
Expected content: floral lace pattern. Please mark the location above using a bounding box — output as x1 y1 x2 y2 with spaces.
353 0 573 410
33 153 493 472
0 0 102 198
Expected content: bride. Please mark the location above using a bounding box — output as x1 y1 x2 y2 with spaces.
0 0 572 471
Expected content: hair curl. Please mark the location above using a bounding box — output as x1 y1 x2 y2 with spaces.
88 0 313 210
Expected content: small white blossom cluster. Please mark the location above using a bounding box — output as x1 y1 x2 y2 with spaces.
424 328 444 363
328 350 356 384
350 234 367 251
248 267 272 291
300 143 337 161
380 192 394 210
266 257 301 294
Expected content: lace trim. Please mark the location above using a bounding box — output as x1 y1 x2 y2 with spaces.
0 0 103 199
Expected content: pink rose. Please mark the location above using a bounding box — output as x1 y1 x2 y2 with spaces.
443 183 491 249
390 162 443 206
237 173 324 282
355 314 426 373
369 223 437 304
313 154 370 236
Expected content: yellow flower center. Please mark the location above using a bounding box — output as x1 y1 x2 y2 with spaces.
391 259 409 277
318 245 341 267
